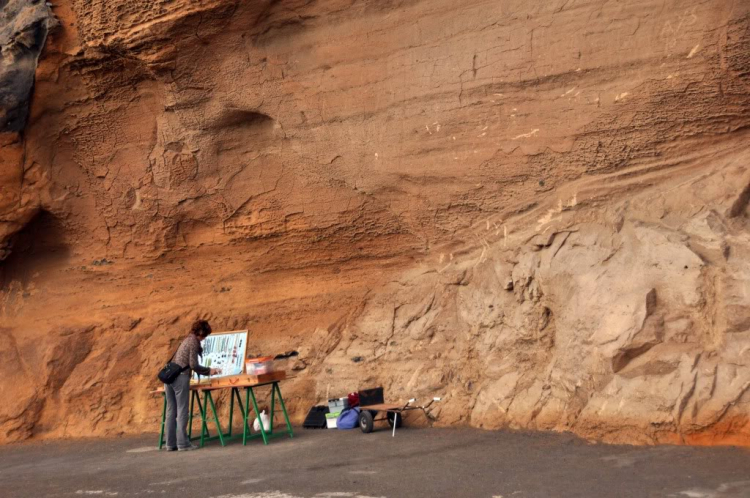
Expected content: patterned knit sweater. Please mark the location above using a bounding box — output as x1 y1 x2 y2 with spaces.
173 334 211 376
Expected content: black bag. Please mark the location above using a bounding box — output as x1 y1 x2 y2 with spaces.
358 387 384 406
302 405 329 429
157 351 188 385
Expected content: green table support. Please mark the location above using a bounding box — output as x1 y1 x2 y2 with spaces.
156 380 293 448
199 389 228 447
240 381 294 445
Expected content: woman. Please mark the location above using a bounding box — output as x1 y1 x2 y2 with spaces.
164 319 221 451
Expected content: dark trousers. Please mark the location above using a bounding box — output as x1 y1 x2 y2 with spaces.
164 372 191 449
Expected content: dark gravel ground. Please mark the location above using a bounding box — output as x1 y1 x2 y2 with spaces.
1 427 749 498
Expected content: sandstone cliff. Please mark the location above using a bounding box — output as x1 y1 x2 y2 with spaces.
0 0 748 445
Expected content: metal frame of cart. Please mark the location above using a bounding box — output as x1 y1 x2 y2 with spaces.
358 397 441 437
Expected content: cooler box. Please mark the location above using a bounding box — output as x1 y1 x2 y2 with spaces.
327 397 349 413
325 412 340 429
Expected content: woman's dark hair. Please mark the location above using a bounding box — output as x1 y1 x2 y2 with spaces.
190 319 212 337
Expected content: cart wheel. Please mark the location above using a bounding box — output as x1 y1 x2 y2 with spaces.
359 410 374 433
387 411 403 428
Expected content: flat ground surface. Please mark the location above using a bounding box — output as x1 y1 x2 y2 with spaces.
1 428 749 498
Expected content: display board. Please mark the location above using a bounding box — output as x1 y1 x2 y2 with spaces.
192 330 248 381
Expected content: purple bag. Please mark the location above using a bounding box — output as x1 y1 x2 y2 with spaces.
336 407 361 429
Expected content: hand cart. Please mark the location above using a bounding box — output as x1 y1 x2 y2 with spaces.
358 397 441 437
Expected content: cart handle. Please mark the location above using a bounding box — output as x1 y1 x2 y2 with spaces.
421 397 442 410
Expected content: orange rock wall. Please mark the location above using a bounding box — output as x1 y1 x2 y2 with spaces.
0 0 749 445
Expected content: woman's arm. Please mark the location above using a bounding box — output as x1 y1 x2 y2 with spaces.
188 340 211 376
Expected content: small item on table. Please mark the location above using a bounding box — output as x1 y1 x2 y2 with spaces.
246 356 275 375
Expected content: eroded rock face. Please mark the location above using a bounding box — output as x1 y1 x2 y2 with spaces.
0 0 55 132
0 0 748 444
0 0 55 260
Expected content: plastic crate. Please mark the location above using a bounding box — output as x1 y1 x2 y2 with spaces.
246 356 274 375
327 397 349 413
358 387 384 406
325 412 340 429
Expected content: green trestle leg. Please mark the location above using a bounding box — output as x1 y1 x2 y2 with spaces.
158 393 166 449
200 390 226 447
275 382 294 439
159 381 294 449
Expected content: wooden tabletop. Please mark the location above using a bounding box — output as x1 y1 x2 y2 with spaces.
150 377 293 394
149 384 203 394
197 381 277 391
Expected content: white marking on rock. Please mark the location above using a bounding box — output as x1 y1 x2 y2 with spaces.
561 87 576 97
536 204 563 231
512 129 539 140
687 44 700 58
241 478 265 485
615 92 629 101
349 470 378 475
131 190 143 210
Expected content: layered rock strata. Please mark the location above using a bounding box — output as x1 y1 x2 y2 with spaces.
0 0 748 445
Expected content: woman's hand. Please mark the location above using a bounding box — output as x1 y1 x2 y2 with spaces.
210 368 222 375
